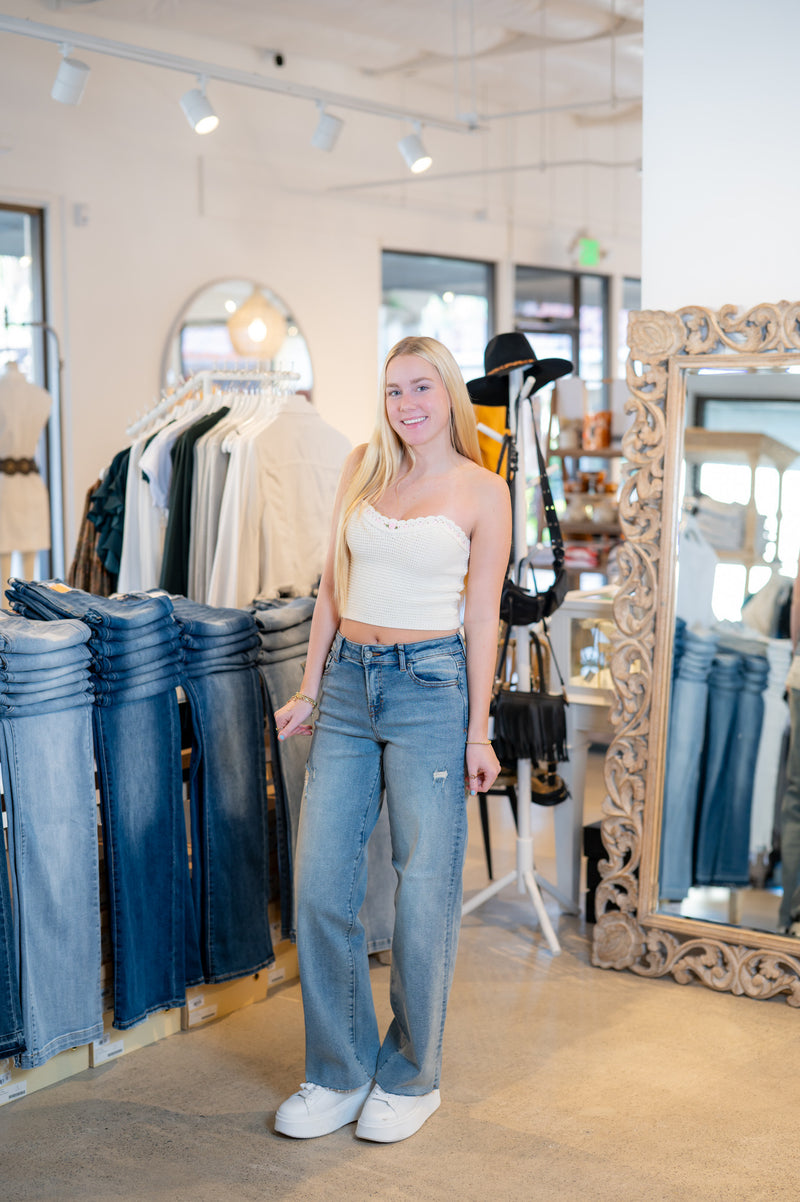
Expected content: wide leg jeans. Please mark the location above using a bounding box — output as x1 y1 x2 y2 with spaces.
295 632 469 1097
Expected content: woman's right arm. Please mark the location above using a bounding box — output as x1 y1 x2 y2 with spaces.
274 444 366 740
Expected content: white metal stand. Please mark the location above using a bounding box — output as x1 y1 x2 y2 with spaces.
463 383 561 954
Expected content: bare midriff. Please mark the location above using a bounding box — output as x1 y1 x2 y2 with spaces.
339 618 459 645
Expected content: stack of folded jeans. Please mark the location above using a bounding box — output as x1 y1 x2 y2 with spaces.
251 597 394 953
251 596 315 937
5 580 189 1029
169 596 274 981
0 611 103 1066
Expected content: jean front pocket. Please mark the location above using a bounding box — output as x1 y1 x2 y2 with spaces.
406 652 461 688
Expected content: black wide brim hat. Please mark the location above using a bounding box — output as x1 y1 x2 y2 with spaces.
467 331 573 407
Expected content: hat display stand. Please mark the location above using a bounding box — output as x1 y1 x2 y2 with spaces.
461 372 564 956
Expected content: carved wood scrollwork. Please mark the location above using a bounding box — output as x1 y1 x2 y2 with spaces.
591 300 800 1006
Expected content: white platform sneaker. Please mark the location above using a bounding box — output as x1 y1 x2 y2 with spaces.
355 1084 441 1143
274 1081 372 1138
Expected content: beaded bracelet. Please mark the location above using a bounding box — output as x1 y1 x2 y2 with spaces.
289 691 317 709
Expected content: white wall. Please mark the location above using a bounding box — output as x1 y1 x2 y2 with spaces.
642 0 800 311
0 12 641 554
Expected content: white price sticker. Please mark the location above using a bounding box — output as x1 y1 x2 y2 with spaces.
186 994 205 1011
268 966 286 986
91 1037 124 1066
0 1081 27 1106
186 1003 218 1028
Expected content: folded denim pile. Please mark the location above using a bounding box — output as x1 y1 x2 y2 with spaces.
5 581 189 1030
168 594 261 677
6 579 182 704
0 610 103 1067
0 608 93 716
250 596 316 938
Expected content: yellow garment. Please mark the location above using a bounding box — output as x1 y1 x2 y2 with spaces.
473 404 507 472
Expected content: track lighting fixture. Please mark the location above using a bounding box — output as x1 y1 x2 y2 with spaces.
179 78 219 135
398 125 432 174
310 102 343 152
51 45 90 105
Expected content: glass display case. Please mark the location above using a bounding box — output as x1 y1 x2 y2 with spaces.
548 586 617 703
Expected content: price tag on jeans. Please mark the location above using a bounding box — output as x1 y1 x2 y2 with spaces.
91 1034 124 1066
0 1080 27 1106
186 1003 218 1027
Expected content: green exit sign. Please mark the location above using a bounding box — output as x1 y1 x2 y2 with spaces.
578 237 600 267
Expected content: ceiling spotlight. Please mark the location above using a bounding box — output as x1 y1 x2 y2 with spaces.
180 78 219 135
51 46 90 106
311 102 343 152
398 125 432 174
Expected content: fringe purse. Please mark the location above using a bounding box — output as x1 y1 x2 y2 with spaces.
491 625 571 807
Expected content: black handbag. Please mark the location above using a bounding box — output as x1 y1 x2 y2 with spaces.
491 626 570 806
498 395 567 627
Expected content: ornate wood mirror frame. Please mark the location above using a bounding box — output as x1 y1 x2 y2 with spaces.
591 300 800 1006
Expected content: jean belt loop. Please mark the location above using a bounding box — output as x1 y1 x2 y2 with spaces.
396 643 406 671
331 631 343 663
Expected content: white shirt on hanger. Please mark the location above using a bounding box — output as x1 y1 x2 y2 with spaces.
206 394 350 607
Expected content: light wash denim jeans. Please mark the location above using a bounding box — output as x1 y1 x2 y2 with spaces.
779 688 800 928
660 626 718 899
1 705 103 1066
295 631 469 1096
255 600 395 949
0 810 24 1059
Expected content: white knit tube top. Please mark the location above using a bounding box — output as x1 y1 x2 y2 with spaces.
343 503 471 630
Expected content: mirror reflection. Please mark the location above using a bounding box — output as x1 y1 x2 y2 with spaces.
161 278 313 397
658 366 800 936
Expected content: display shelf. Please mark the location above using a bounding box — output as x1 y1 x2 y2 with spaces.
551 445 625 459
683 427 799 574
562 521 621 537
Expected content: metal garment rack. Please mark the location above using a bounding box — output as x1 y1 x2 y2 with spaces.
462 377 562 955
125 367 300 438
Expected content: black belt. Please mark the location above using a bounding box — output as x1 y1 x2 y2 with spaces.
0 457 38 476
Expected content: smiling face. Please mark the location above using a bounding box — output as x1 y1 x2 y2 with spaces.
384 354 453 450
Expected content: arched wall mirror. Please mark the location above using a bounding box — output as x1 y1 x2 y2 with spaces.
592 300 800 1007
160 278 313 398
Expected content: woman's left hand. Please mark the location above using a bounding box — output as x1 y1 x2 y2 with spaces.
465 741 501 796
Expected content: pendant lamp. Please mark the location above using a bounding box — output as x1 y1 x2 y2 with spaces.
227 290 287 358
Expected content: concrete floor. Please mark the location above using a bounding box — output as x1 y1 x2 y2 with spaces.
2 753 800 1201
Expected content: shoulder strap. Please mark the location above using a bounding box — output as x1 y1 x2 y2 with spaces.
526 395 565 575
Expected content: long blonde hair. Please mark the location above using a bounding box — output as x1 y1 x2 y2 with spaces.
333 336 483 611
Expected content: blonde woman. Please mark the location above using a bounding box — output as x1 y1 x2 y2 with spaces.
274 336 511 1143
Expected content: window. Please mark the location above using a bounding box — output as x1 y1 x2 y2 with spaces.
619 277 641 376
0 205 59 575
380 251 494 380
514 264 611 402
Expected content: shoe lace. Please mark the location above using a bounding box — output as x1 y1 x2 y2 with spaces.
298 1082 321 1098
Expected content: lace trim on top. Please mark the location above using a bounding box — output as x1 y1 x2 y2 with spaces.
363 503 470 553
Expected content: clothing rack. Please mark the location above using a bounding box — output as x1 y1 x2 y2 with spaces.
125 368 301 438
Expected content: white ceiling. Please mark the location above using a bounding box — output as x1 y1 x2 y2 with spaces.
26 0 643 239
45 0 643 114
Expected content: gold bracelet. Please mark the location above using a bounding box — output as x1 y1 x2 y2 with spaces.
289 691 317 709
467 740 493 745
